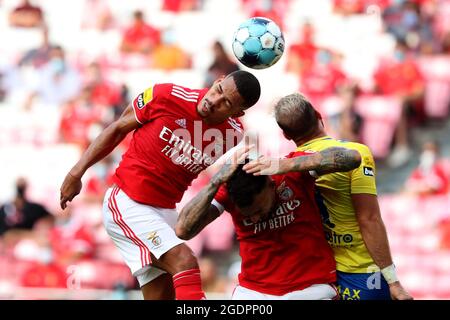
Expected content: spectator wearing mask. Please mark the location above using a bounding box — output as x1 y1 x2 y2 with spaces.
23 45 81 109
373 40 425 167
0 178 51 237
404 141 449 196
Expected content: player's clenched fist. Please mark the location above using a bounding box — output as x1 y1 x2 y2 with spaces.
60 172 83 209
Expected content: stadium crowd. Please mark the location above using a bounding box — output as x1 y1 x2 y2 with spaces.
0 0 450 299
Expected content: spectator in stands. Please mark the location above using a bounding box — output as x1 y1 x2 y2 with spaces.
333 0 365 15
18 26 53 69
286 22 318 76
58 86 100 148
300 48 348 99
120 10 161 55
0 178 51 237
84 62 121 111
404 140 449 196
328 83 364 142
373 40 425 167
241 0 287 28
8 0 44 28
81 0 115 31
49 210 96 265
204 41 239 88
382 0 421 43
151 28 192 71
23 45 81 109
162 0 200 12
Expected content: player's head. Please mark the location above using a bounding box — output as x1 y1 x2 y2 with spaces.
227 164 276 223
274 93 323 143
198 70 261 125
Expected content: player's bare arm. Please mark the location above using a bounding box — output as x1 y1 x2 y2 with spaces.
243 147 361 176
176 146 251 240
353 193 413 300
59 104 141 209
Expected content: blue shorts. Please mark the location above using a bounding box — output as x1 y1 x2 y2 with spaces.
336 271 391 300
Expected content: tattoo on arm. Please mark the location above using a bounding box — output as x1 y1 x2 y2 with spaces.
291 147 361 174
177 180 221 240
315 147 362 173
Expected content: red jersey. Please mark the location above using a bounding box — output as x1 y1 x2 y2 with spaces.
114 83 244 208
214 151 336 295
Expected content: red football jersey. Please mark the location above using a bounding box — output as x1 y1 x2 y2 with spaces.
114 83 244 208
214 151 336 295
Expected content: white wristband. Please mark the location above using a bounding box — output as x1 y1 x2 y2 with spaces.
381 264 398 284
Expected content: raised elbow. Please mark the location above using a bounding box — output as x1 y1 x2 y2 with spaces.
175 225 191 241
351 150 362 170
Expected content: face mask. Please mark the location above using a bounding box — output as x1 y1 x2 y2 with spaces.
162 30 176 45
419 150 436 171
403 10 419 28
50 58 66 74
394 50 405 62
316 50 331 65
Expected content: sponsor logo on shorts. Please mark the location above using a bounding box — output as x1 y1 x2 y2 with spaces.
363 166 374 176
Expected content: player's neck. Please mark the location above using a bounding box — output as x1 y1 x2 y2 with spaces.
294 130 327 147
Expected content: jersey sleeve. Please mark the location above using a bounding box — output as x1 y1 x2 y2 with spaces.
132 83 171 124
350 144 378 195
212 184 234 213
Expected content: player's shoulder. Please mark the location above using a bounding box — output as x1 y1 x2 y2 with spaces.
166 83 205 103
320 138 373 156
343 141 373 157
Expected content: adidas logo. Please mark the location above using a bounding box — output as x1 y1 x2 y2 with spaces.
175 118 187 128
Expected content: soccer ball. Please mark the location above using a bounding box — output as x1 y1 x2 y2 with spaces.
232 17 285 69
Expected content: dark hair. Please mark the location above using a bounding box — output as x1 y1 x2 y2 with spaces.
274 93 320 141
226 164 268 208
228 70 261 109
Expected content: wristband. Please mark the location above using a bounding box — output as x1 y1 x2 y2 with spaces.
381 264 398 284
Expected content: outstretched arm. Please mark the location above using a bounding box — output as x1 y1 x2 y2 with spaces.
243 147 361 176
60 104 140 209
176 146 251 240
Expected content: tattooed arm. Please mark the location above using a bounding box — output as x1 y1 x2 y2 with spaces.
175 180 222 241
176 146 251 240
243 147 361 176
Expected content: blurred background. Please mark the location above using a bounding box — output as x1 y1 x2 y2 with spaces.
0 0 449 300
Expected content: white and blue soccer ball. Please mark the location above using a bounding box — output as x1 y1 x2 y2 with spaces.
232 17 285 70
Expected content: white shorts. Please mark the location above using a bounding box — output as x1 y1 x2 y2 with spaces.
102 186 184 287
232 283 339 300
